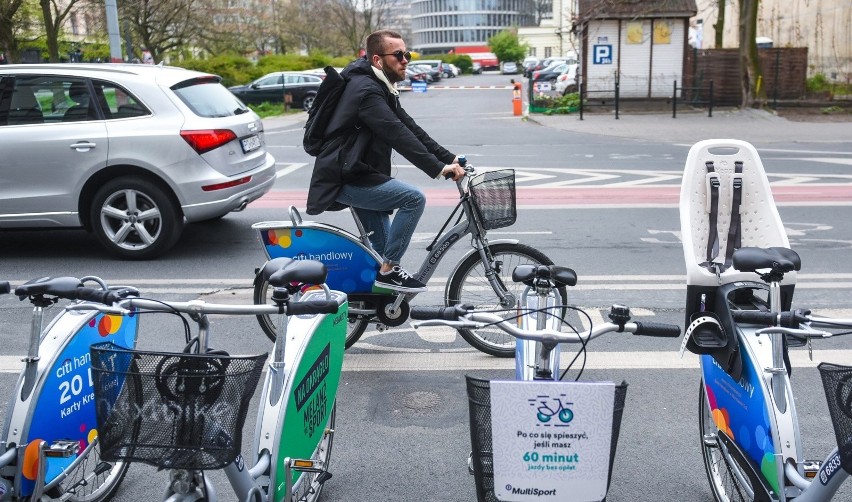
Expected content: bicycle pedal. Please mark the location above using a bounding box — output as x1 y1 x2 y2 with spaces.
44 440 78 458
802 460 821 478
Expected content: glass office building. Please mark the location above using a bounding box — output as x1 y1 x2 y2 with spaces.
411 0 537 53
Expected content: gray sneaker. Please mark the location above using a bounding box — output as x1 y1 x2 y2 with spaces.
374 265 428 292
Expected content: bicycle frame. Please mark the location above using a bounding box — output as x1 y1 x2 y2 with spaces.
1 291 138 499
254 169 521 318
699 279 851 501
97 287 347 502
515 284 564 381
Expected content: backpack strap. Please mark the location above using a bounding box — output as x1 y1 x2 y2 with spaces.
703 161 722 272
723 161 744 269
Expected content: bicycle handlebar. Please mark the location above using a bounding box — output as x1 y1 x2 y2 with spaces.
410 306 680 345
409 304 472 321
74 287 122 305
68 296 340 318
633 321 682 337
731 309 810 328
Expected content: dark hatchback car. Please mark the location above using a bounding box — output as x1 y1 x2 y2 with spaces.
228 72 322 110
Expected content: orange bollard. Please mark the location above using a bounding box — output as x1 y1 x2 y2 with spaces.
512 80 522 116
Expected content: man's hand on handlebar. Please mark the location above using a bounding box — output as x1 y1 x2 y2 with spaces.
441 163 465 181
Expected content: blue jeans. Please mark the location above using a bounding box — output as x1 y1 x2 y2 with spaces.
335 179 426 265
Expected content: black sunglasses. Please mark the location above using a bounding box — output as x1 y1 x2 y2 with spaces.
378 50 411 62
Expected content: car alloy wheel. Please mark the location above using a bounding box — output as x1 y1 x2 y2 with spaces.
90 176 183 259
303 94 316 111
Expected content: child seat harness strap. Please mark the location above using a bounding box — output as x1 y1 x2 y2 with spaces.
703 161 744 274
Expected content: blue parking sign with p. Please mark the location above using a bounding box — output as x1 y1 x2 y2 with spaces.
593 45 612 64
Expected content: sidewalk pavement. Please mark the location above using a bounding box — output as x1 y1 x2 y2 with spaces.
526 107 852 145
262 112 307 132
262 108 852 145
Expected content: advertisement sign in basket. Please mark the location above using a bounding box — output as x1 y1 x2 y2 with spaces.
490 381 615 502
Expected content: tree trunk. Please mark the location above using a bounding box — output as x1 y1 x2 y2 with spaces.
738 0 762 107
714 0 725 48
39 0 60 62
0 0 25 63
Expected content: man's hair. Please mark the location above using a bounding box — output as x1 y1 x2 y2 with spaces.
366 30 403 59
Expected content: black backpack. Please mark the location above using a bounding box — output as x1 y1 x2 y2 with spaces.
303 66 346 156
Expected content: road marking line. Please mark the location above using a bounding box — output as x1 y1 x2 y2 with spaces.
275 162 307 178
335 349 852 372
4 350 846 374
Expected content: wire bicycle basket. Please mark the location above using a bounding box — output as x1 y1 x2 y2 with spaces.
90 342 266 470
818 362 852 474
469 169 517 230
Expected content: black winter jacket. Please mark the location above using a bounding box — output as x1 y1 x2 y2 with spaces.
305 57 455 215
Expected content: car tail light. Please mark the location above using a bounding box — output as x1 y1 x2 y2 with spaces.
181 129 237 154
202 176 252 191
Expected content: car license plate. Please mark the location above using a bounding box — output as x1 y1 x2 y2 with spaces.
241 135 261 153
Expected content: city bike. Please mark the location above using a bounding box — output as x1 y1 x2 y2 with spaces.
409 263 681 502
252 158 564 357
81 257 345 502
679 139 852 501
1 276 136 501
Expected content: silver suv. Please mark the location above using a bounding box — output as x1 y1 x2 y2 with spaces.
0 64 276 259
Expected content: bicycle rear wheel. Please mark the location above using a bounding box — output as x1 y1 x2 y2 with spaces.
47 441 129 502
446 243 565 357
699 380 754 501
253 278 367 348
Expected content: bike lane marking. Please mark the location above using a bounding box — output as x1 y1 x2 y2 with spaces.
251 185 852 209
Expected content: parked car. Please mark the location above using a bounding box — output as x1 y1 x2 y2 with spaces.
414 60 444 81
410 64 435 82
442 64 459 78
406 67 429 83
533 62 571 83
0 63 276 259
228 71 322 110
530 57 568 76
554 65 579 95
471 62 482 74
522 57 539 77
501 61 519 74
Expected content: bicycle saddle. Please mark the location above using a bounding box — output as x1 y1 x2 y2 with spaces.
260 257 328 287
512 264 577 288
732 247 801 275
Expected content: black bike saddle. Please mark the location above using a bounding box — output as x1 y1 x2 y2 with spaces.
732 247 801 274
262 257 328 288
512 264 578 288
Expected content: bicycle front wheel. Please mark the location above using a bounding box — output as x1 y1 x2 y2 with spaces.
47 439 129 502
253 278 368 348
291 404 335 502
446 243 565 357
699 380 754 501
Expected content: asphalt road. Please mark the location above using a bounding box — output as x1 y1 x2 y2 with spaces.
2 72 851 501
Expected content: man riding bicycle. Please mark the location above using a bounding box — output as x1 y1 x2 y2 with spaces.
306 29 465 293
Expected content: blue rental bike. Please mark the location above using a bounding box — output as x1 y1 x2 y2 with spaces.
252 158 565 357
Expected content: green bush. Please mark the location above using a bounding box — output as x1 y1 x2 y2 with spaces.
177 54 260 87
533 92 581 114
806 73 830 93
